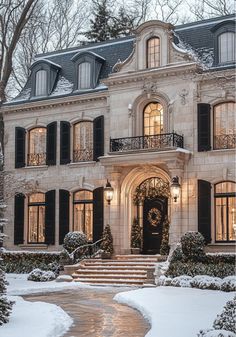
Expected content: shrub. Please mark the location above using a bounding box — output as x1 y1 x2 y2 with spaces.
160 217 170 255
63 231 87 254
181 231 205 261
157 275 172 286
0 268 13 325
100 224 113 255
213 296 236 334
169 244 184 263
28 268 56 282
198 329 236 337
130 217 141 249
171 275 193 288
59 249 74 265
191 275 222 290
221 276 236 292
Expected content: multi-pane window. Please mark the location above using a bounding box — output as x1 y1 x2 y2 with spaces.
218 32 235 64
78 62 91 89
147 37 160 68
28 193 45 243
73 190 93 241
73 122 93 162
213 102 236 149
144 102 164 136
28 127 47 166
35 70 47 96
215 181 236 242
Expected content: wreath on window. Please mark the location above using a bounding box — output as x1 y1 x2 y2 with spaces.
147 208 162 227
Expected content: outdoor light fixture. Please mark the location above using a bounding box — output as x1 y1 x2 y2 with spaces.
171 176 181 203
104 179 114 205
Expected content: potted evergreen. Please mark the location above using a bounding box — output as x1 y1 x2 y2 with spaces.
130 217 141 254
160 216 170 256
100 224 113 259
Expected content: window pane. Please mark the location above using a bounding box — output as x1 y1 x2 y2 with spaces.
35 70 47 96
73 122 93 162
29 193 45 203
144 102 163 136
78 62 91 89
28 193 45 243
28 206 38 243
74 190 93 201
147 37 160 68
219 32 235 63
215 197 227 241
228 197 236 241
73 202 93 241
215 182 236 194
28 128 47 166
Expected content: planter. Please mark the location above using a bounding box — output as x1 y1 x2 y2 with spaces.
101 251 112 259
131 247 141 254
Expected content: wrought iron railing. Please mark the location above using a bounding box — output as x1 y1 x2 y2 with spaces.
73 148 93 162
69 238 104 263
214 134 236 150
27 152 46 166
110 133 184 152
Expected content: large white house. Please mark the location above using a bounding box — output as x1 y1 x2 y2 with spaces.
2 14 235 254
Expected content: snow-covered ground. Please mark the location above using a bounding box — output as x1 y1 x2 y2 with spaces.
114 286 235 337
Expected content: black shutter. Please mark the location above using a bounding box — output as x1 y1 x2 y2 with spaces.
93 187 104 242
46 122 57 165
14 194 25 244
60 121 71 165
59 189 70 244
15 127 26 168
198 180 211 244
45 190 56 244
93 115 104 161
197 103 211 151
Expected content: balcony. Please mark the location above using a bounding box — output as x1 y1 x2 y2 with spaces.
110 133 184 153
27 153 46 166
73 149 93 162
214 134 236 150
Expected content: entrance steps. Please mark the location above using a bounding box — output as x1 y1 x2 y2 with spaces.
70 254 166 286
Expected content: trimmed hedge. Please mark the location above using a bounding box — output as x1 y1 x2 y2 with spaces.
1 251 60 274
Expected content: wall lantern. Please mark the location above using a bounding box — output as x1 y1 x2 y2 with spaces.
104 179 114 205
171 176 181 202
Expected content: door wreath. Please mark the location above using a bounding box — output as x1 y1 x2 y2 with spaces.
147 208 162 227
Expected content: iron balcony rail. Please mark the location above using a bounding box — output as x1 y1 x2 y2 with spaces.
27 152 46 166
214 134 236 150
110 133 184 152
73 148 93 162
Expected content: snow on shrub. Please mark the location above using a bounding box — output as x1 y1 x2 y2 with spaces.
0 268 13 325
28 268 56 282
220 276 236 292
198 329 236 337
171 275 193 287
213 296 236 333
191 275 222 290
156 275 172 286
169 244 184 263
63 231 87 254
181 231 205 261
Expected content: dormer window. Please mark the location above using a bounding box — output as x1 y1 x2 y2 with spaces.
35 70 47 96
147 37 160 68
218 32 235 64
78 62 91 89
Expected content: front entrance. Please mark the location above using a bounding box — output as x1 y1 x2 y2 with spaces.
143 197 168 254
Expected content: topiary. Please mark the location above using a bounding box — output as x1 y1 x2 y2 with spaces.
100 224 113 255
160 216 170 255
181 231 206 261
63 231 87 254
213 296 236 333
130 217 141 249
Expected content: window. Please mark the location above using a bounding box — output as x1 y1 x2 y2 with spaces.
78 62 91 89
143 102 164 136
28 193 45 243
73 122 93 162
73 190 93 241
213 102 236 149
218 32 235 64
35 70 47 96
215 182 236 242
28 127 47 166
147 37 160 68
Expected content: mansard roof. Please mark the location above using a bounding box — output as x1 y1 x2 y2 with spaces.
7 14 235 106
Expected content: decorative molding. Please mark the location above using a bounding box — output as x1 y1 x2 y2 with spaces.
112 45 135 73
179 89 189 105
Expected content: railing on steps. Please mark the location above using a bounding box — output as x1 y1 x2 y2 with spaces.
69 238 104 263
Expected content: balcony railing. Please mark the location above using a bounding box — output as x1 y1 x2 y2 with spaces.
27 153 46 166
110 133 184 152
214 134 236 150
73 149 93 162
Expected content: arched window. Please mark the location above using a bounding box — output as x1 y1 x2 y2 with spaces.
213 102 236 149
73 121 93 162
73 190 93 241
143 102 164 136
78 62 91 89
147 37 160 68
215 181 236 242
28 127 47 166
218 32 235 63
35 70 47 96
28 193 45 243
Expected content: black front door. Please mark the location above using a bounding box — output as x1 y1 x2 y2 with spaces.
143 197 168 254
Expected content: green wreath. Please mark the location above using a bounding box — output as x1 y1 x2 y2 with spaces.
147 208 162 227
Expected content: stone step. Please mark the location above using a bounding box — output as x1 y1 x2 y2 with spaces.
73 273 147 280
74 269 147 275
82 261 156 266
79 265 153 271
73 277 145 285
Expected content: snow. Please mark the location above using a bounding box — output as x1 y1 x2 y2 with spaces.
51 76 73 96
0 296 72 337
114 287 235 337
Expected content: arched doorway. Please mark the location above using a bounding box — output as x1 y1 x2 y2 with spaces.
133 177 170 254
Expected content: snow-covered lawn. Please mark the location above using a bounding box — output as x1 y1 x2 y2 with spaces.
114 286 235 337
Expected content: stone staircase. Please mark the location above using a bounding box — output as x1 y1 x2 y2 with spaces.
68 255 166 286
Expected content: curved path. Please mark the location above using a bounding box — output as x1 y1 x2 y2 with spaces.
25 287 150 337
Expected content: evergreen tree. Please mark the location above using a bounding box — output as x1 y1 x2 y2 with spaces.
160 216 170 255
100 224 113 255
130 217 141 249
213 296 236 333
110 7 135 38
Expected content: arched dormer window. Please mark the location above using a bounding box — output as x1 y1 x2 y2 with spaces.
218 32 235 64
143 102 163 135
78 62 91 89
147 37 160 68
35 70 47 96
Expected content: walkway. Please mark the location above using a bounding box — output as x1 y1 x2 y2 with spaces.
24 287 150 337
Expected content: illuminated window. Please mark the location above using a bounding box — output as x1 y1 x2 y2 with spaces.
28 127 46 166
143 102 164 136
78 62 91 89
214 102 236 149
73 190 93 241
73 122 93 162
215 181 236 242
28 193 45 243
218 32 235 63
147 37 160 68
35 70 47 96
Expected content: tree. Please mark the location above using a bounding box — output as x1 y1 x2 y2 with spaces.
100 224 113 255
160 216 170 255
189 0 234 20
130 217 141 249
